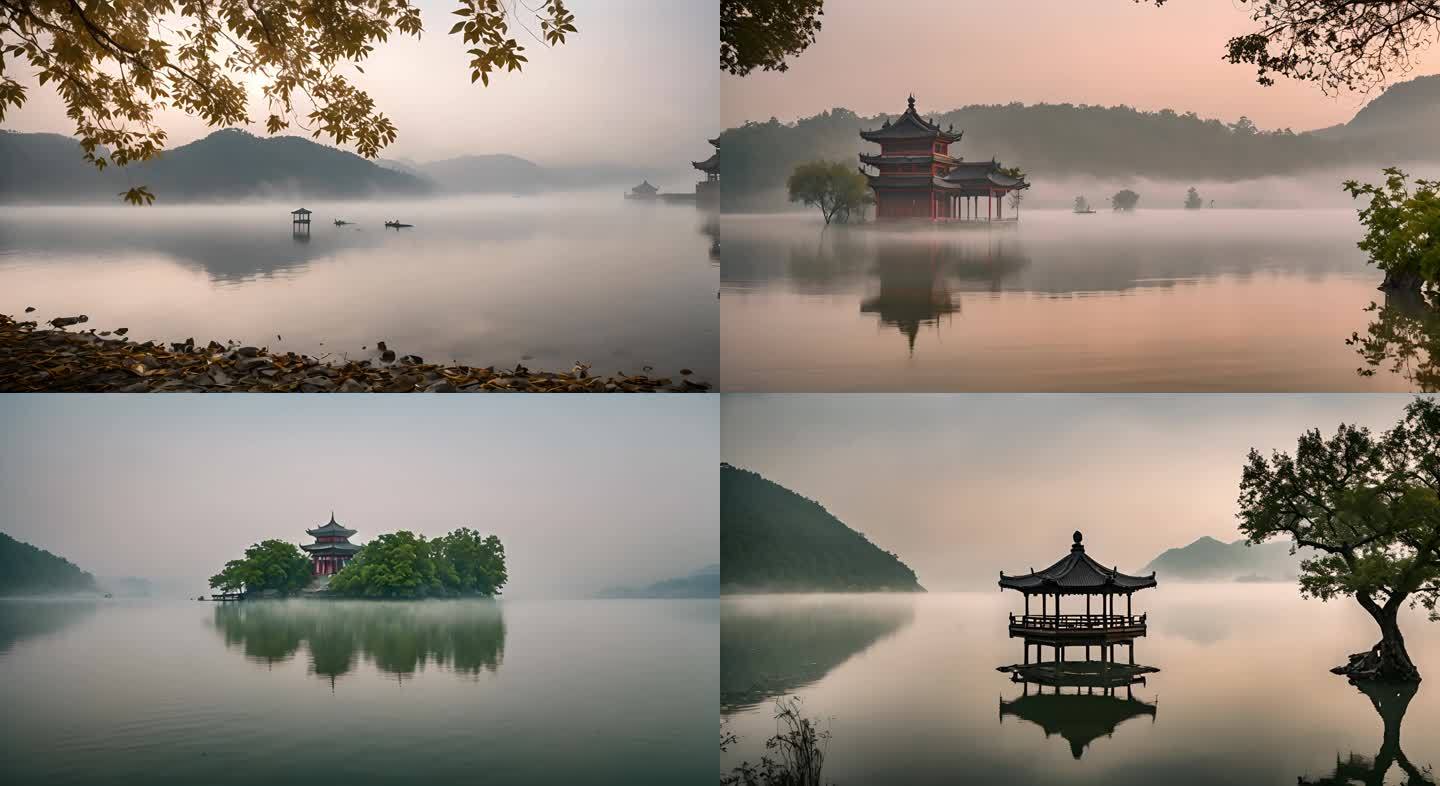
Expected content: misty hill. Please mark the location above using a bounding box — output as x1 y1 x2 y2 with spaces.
721 463 924 593
1143 536 1311 582
721 74 1440 210
0 128 430 203
0 532 98 595
418 154 548 194
598 564 720 598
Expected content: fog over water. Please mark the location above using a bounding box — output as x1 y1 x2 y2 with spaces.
721 394 1430 590
0 395 718 598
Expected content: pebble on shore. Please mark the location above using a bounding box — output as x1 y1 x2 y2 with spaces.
0 313 710 393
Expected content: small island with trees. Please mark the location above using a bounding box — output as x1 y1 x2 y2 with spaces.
208 514 506 600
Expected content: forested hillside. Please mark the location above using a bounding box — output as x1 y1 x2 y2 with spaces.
721 464 923 593
0 532 98 595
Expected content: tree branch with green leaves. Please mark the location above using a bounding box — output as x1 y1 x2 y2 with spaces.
0 0 576 203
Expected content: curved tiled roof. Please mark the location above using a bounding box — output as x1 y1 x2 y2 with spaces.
305 512 356 538
692 154 718 173
860 95 962 144
301 540 362 554
999 531 1157 594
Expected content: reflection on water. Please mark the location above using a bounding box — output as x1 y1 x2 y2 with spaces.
0 599 97 655
210 600 504 686
0 195 718 379
1000 691 1157 760
722 210 1411 391
1351 290 1440 392
721 597 914 712
720 588 1440 785
1302 681 1435 785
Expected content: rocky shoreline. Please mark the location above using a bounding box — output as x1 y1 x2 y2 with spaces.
0 313 709 393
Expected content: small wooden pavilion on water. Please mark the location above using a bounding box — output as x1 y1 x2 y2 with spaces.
998 531 1158 680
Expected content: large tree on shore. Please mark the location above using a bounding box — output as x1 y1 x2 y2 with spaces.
787 159 869 224
1146 0 1440 93
721 0 824 76
1237 397 1440 682
0 0 576 203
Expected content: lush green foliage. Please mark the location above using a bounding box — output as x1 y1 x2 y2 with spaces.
0 0 575 203
1149 0 1440 93
0 532 97 595
1185 186 1203 209
1111 189 1140 211
1344 168 1440 292
327 528 507 599
208 539 312 595
721 0 824 77
1073 195 1091 212
786 159 870 224
1238 398 1440 678
721 463 923 593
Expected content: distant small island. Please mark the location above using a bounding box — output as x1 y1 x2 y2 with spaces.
598 564 719 599
208 513 506 600
1142 535 1311 582
0 532 98 595
721 463 924 593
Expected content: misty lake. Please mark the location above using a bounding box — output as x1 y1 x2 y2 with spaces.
0 597 716 786
720 210 1426 392
720 586 1440 785
0 195 719 381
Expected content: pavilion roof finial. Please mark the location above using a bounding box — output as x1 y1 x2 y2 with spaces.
1072 530 1084 551
329 510 336 525
907 93 916 111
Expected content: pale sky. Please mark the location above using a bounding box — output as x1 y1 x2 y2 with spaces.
722 0 1439 132
721 394 1430 592
6 0 718 167
0 395 718 598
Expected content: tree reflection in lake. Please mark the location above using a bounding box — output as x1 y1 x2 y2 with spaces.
210 600 504 687
1350 290 1440 392
0 599 97 656
1300 681 1436 785
721 598 914 713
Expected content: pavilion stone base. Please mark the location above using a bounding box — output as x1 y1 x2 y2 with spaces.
998 661 1159 689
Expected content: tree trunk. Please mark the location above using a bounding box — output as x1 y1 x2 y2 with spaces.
1333 604 1421 682
1379 268 1423 294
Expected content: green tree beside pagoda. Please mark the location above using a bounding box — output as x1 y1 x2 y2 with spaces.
787 160 872 225
208 540 312 595
1237 397 1440 682
327 528 508 599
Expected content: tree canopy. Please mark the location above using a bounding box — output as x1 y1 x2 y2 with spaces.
208 539 312 595
1185 186 1203 209
786 159 869 224
1111 189 1140 211
1148 0 1440 93
0 0 576 203
1237 397 1440 681
327 528 507 599
721 0 824 77
1344 168 1440 294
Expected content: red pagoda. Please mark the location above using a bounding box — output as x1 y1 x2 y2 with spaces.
859 95 1028 222
301 512 361 576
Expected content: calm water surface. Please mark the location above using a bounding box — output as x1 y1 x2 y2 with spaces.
0 196 719 380
721 586 1440 785
721 210 1424 391
0 597 716 785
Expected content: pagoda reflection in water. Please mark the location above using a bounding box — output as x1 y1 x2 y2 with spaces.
996 531 1161 758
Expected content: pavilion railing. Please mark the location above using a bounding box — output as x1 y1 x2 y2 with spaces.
1009 613 1147 631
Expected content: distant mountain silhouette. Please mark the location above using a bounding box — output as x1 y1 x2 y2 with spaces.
721 74 1440 210
417 154 549 194
0 128 429 203
598 564 720 598
721 463 924 593
0 532 98 595
1143 536 1312 582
